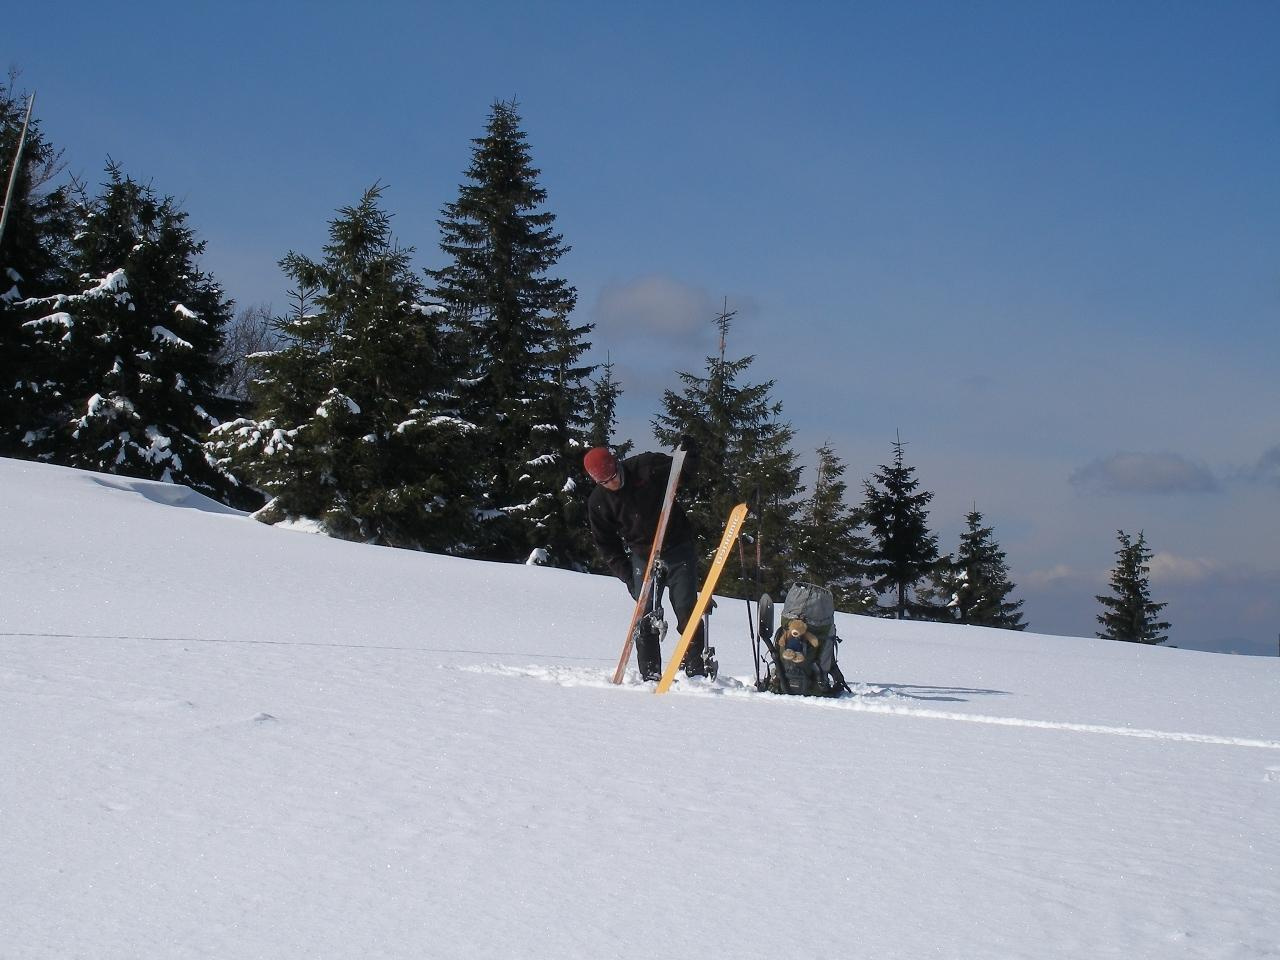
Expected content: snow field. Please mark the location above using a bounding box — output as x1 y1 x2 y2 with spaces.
2 457 1277 959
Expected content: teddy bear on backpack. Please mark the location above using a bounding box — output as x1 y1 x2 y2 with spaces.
762 581 849 697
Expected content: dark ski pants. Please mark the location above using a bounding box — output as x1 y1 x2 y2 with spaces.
630 539 704 666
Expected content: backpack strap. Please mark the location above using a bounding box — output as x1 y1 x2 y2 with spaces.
769 625 794 695
827 633 851 694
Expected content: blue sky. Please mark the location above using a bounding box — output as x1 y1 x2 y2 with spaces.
10 0 1279 653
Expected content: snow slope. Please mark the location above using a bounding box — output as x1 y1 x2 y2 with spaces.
2 457 1277 960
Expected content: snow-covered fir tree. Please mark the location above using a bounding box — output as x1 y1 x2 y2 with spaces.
915 551 962 620
528 303 597 568
652 304 801 597
922 508 1026 629
427 100 593 566
16 163 236 500
208 185 478 551
0 75 74 455
791 442 875 611
1096 529 1170 644
861 436 941 619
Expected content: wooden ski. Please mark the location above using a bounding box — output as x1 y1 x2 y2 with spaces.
654 502 748 694
610 448 687 684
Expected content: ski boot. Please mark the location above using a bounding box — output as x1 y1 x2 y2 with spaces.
635 599 667 682
636 560 668 682
681 611 717 679
635 620 663 682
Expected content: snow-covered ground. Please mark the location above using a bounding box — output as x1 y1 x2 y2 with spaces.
2 456 1277 959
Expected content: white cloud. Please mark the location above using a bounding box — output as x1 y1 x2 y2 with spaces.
1023 564 1088 588
591 275 717 347
1146 552 1222 584
1069 452 1219 495
1025 552 1234 594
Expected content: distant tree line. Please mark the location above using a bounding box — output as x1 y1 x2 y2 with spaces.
1 75 1171 639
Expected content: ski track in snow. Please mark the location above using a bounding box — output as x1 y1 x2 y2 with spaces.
459 662 1280 752
9 628 1278 752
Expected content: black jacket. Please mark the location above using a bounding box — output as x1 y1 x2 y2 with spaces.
587 451 693 582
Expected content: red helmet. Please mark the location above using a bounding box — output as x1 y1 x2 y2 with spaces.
583 447 619 483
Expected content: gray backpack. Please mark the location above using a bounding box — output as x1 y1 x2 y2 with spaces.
762 582 849 697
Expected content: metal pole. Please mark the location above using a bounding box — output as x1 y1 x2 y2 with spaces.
0 91 36 253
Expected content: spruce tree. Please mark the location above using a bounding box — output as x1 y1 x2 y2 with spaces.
1096 529 1170 644
427 100 592 565
18 163 236 500
525 303 597 568
208 185 477 551
0 76 73 455
792 443 875 611
587 355 631 456
209 281 334 520
923 508 1026 628
652 304 801 596
916 552 963 620
861 436 941 618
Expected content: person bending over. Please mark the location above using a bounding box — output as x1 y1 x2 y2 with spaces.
584 445 706 681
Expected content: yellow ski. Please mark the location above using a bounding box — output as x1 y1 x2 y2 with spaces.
654 502 748 694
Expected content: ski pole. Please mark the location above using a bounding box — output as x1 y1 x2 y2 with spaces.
750 486 764 685
739 534 760 686
0 92 35 252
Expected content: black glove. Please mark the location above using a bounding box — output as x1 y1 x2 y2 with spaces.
678 433 698 454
